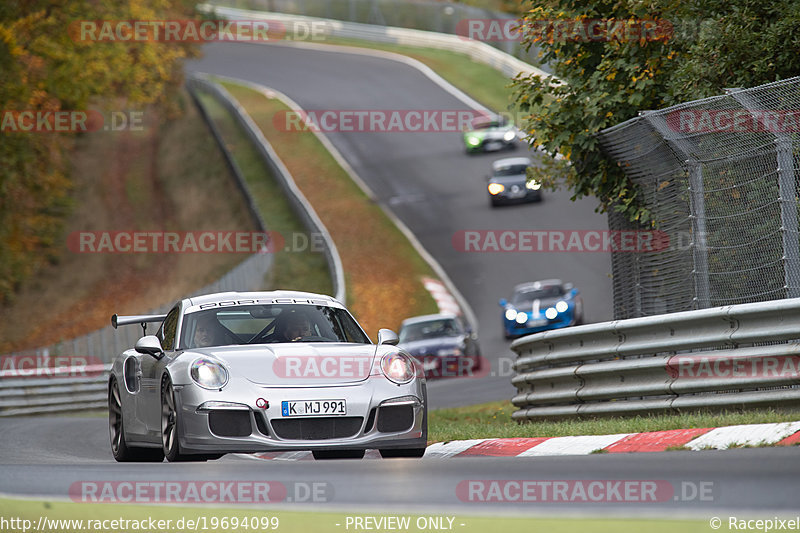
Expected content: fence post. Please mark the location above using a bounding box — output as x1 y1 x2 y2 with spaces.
642 111 711 309
726 88 800 299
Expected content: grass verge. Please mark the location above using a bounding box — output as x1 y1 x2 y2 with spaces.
428 401 800 442
192 88 333 295
1 497 710 532
216 81 439 337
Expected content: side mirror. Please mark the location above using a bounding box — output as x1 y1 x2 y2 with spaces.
377 328 399 346
499 298 507 307
135 335 164 359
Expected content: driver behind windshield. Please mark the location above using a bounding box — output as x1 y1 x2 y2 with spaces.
192 313 222 348
278 311 312 342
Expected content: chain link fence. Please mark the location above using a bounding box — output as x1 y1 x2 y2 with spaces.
600 76 800 319
204 0 546 69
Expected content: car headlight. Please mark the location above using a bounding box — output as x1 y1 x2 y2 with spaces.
555 300 569 313
526 180 541 190
190 358 229 389
545 307 558 320
488 183 505 195
437 347 463 357
505 308 518 321
466 135 480 146
381 353 415 384
515 312 528 324
503 130 516 142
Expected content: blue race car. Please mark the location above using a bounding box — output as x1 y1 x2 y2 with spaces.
499 279 583 339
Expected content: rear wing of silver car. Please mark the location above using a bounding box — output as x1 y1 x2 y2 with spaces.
111 313 167 336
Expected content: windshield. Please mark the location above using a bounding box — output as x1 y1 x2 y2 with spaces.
180 304 370 348
512 286 564 306
471 118 504 130
399 318 462 343
493 164 528 177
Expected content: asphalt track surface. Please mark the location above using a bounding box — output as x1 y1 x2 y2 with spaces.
186 41 615 409
1 43 798 521
1 416 800 516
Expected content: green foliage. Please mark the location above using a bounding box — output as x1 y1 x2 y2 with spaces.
0 0 199 302
512 0 800 224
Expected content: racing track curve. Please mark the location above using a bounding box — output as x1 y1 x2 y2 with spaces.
186 42 615 409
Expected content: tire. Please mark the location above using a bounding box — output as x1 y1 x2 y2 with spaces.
108 379 164 462
312 449 365 460
161 377 189 462
379 448 426 458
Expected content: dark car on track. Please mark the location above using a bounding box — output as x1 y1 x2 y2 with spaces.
499 279 583 339
398 314 481 378
487 157 542 207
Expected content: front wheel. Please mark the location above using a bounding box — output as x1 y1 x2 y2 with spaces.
379 448 426 458
109 380 164 462
161 378 189 462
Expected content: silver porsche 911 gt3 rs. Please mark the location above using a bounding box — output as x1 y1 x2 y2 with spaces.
108 290 427 462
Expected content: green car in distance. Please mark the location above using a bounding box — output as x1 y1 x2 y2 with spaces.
463 115 519 154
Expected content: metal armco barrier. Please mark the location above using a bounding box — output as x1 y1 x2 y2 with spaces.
198 4 551 80
0 365 110 417
510 298 800 420
187 75 347 305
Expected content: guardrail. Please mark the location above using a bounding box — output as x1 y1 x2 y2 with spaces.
510 298 800 420
0 365 110 417
198 4 551 80
187 74 346 304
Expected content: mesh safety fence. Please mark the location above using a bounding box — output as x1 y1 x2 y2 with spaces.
599 77 800 319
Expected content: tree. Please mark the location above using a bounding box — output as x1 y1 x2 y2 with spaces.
511 0 800 224
0 0 198 301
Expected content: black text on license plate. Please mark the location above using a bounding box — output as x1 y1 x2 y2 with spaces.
281 399 346 417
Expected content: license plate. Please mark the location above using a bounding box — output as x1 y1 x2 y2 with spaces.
526 319 548 327
281 399 346 417
485 141 503 151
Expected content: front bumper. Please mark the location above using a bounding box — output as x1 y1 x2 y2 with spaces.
173 376 427 453
490 188 541 204
504 313 576 338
